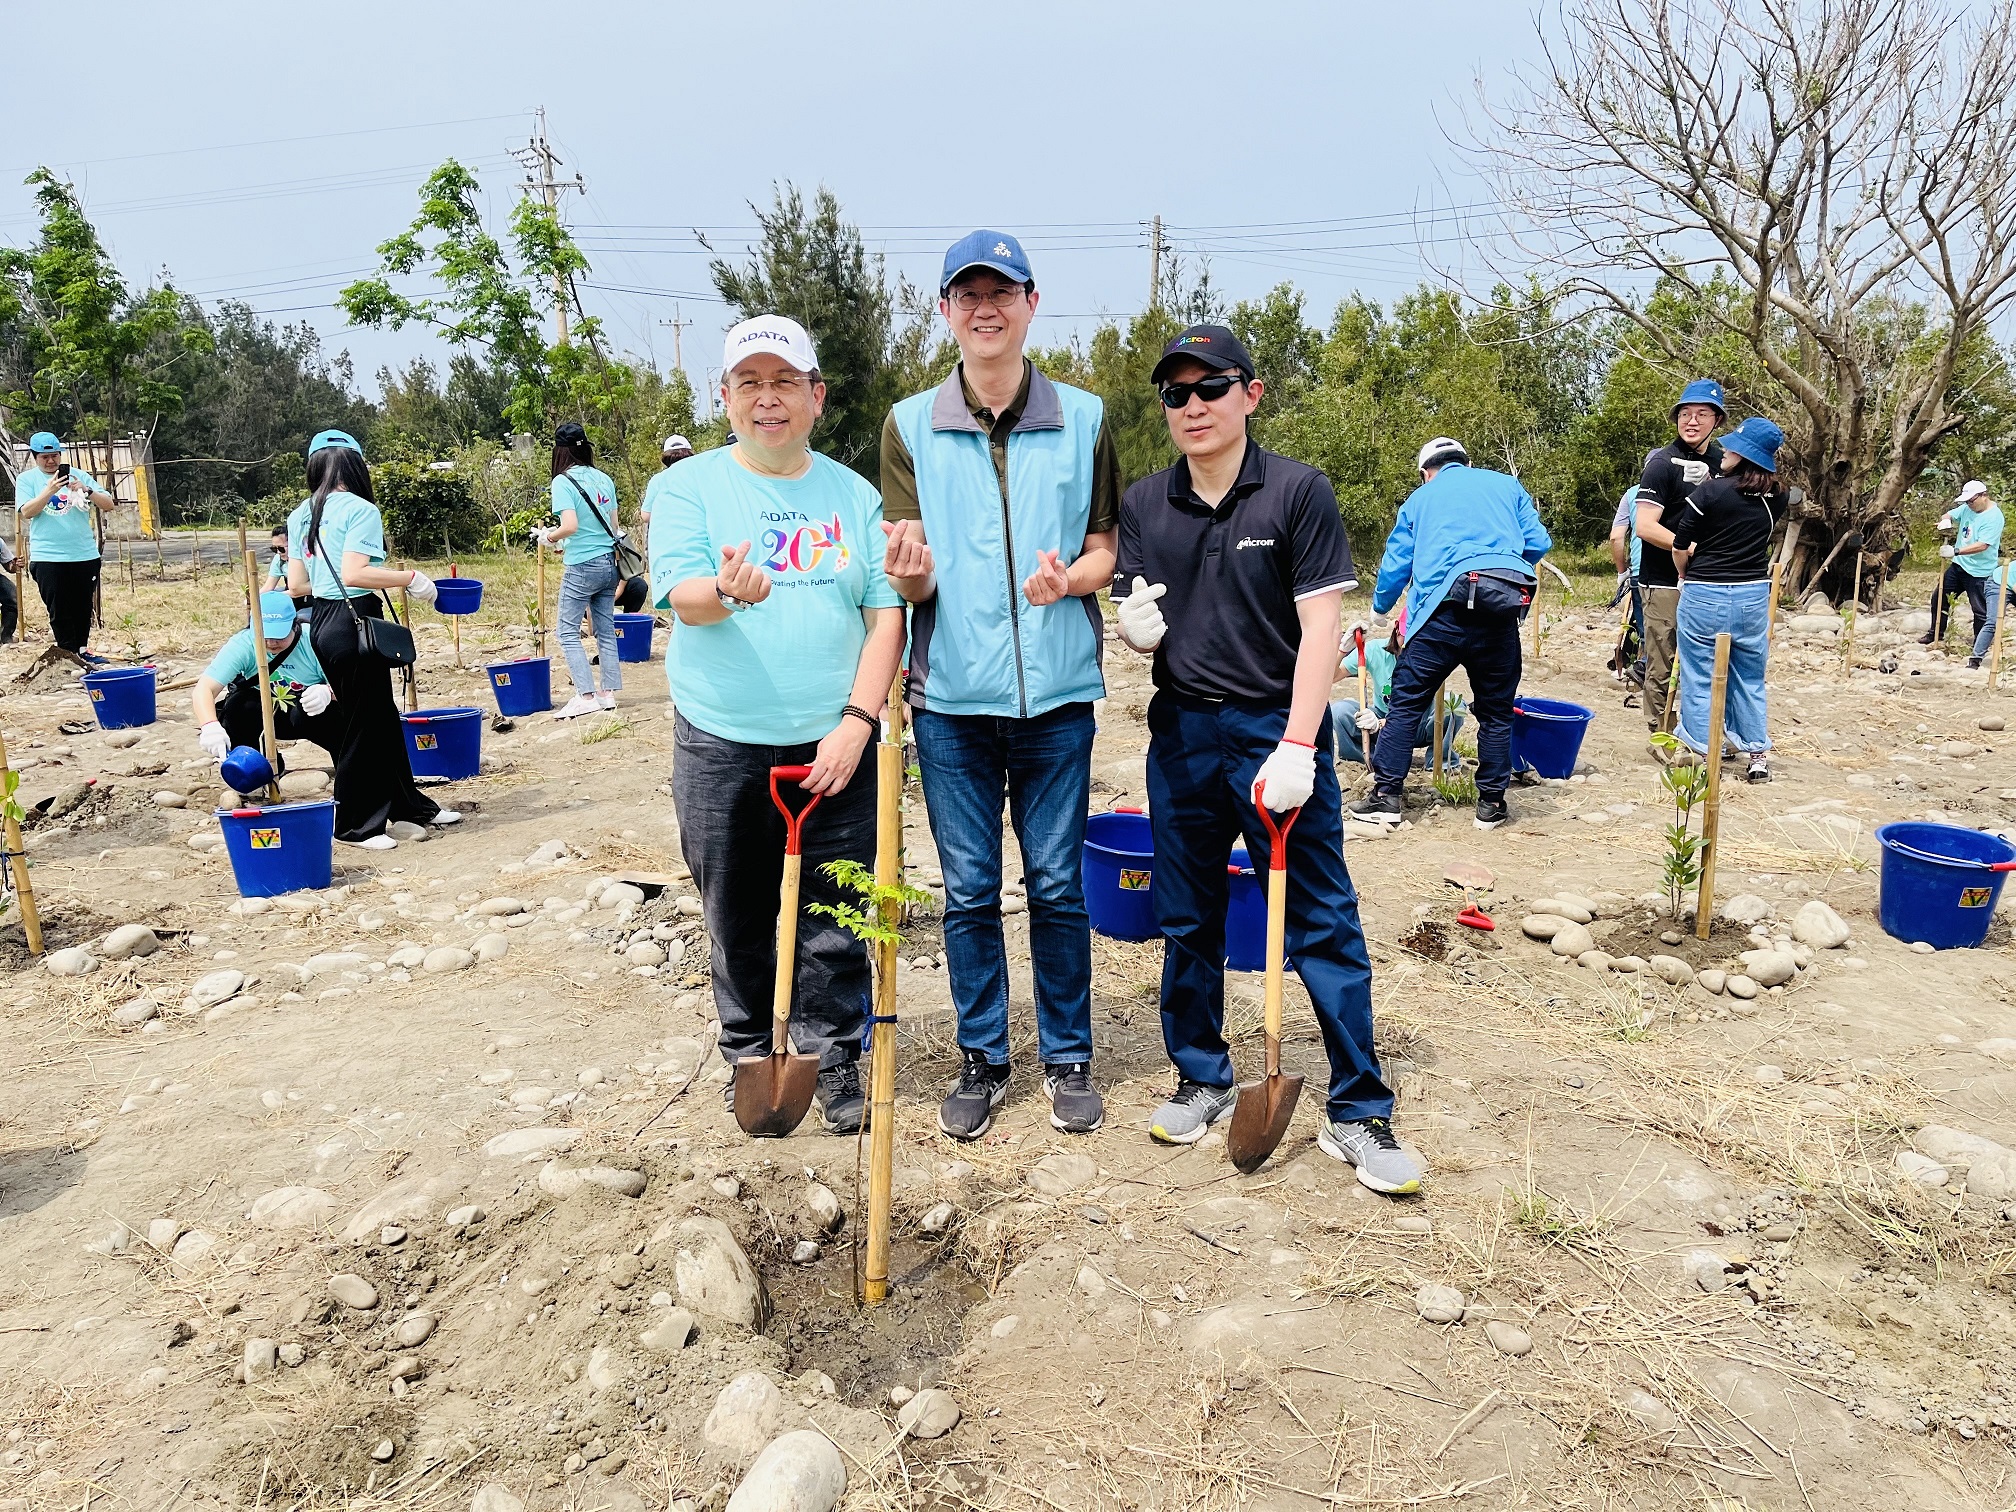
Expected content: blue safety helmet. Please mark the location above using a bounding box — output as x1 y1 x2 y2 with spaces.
1720 417 1784 473
1672 379 1727 419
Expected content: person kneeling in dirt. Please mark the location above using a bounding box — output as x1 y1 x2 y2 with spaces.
1348 437 1551 832
1114 324 1419 1194
1332 614 1465 770
653 315 906 1136
193 590 340 778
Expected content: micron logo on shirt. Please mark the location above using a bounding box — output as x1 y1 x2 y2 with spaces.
1236 537 1276 549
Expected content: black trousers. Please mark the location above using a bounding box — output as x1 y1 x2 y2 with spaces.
670 712 872 1068
1928 563 1990 643
30 558 98 652
215 678 342 768
308 594 437 841
0 572 16 643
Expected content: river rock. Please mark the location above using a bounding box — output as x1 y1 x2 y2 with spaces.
100 924 159 960
599 882 646 910
247 1187 337 1230
897 1387 961 1439
725 1429 846 1512
919 1201 957 1235
110 997 158 1028
704 1372 793 1459
1790 899 1851 949
1484 1321 1532 1357
474 897 524 917
482 1127 583 1160
1415 1284 1466 1324
44 947 95 977
1916 1126 2016 1200
302 951 373 979
1531 897 1593 924
1725 974 1759 1000
188 969 244 1007
1719 894 1772 925
387 945 426 968
806 1182 843 1233
538 1161 647 1200
472 934 509 963
1647 955 1694 986
642 1308 697 1352
471 1485 526 1512
393 1312 436 1347
1738 949 1797 987
1981 715 2006 732
152 790 188 808
673 1216 769 1327
1576 950 1612 973
277 769 329 797
422 946 473 974
1520 913 1570 940
1549 922 1596 958
242 1337 279 1382
1027 1151 1097 1197
626 940 666 967
328 1273 378 1310
1698 969 1726 994
1895 1150 1950 1187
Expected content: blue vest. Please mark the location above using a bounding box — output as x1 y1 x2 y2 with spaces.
893 367 1107 718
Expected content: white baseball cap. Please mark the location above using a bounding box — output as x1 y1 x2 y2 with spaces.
662 434 693 453
1956 479 1990 503
723 315 819 377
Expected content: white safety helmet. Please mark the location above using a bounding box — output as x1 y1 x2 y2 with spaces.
1417 436 1468 472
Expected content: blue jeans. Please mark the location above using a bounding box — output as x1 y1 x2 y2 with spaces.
1372 603 1522 800
1329 698 1464 766
912 702 1096 1066
1675 580 1770 753
557 554 621 695
1971 585 2015 661
1145 693 1390 1122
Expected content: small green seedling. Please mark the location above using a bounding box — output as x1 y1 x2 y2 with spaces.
810 859 936 949
1651 732 1709 919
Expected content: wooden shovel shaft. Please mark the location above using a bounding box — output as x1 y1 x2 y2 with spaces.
1694 632 1733 940
1357 658 1371 764
771 852 803 1053
1264 866 1288 1078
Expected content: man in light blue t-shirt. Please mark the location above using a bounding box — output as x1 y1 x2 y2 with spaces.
1927 480 2005 650
14 431 115 655
639 434 694 540
192 590 338 772
654 315 905 1137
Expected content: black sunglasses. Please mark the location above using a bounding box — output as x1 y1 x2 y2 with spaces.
1159 373 1245 408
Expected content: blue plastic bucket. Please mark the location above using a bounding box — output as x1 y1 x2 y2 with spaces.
1875 822 2015 950
220 745 275 794
614 612 655 663
82 666 157 730
486 657 552 717
1226 846 1269 971
402 706 483 781
1083 810 1157 941
434 577 483 615
215 798 335 897
1511 696 1594 778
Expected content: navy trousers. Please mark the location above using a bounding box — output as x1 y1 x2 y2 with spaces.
1372 602 1523 800
1144 692 1392 1122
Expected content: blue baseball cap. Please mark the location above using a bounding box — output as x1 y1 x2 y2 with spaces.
257 590 299 638
308 429 361 456
1672 379 1726 419
1720 416 1783 473
940 230 1033 294
27 432 61 454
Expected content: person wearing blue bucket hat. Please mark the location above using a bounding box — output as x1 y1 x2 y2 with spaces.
1633 380 1726 747
1668 415 1789 782
192 589 339 784
13 431 117 657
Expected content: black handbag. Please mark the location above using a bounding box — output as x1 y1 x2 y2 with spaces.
561 472 649 580
307 502 417 668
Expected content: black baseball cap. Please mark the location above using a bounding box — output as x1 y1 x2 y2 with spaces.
554 421 589 447
1151 324 1255 385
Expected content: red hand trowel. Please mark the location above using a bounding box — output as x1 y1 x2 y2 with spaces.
733 765 824 1137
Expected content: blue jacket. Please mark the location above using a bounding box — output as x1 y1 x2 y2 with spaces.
892 367 1106 717
1372 464 1551 643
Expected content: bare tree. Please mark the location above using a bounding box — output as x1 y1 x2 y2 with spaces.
1468 0 2016 600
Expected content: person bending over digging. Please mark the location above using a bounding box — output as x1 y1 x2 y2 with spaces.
653 315 905 1136
193 590 340 780
1348 437 1550 833
1112 323 1419 1194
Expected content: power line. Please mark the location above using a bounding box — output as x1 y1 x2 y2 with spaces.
8 113 527 173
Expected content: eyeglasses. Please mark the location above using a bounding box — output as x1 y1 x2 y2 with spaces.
731 375 809 396
1159 374 1245 408
946 286 1027 312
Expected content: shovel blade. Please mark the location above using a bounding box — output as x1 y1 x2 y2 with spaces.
732 1051 821 1138
1225 1071 1305 1174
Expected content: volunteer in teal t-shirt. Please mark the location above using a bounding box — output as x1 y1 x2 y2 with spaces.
1330 627 1464 766
192 590 339 773
14 432 114 654
539 427 628 718
639 434 695 538
1927 480 2006 648
654 314 905 1137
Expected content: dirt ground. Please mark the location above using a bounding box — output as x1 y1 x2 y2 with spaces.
2 558 2015 1511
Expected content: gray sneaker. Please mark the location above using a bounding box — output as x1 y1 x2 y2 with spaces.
1317 1116 1424 1195
1149 1080 1237 1145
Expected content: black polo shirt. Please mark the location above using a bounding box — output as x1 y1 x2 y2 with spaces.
1635 438 1723 588
1116 441 1357 703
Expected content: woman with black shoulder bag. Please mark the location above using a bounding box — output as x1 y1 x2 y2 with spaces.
285 430 460 850
538 421 637 719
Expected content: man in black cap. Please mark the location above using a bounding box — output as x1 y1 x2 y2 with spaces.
1112 325 1419 1194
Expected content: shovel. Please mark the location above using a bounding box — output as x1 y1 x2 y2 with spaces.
1355 627 1373 764
733 764 824 1137
1226 782 1305 1174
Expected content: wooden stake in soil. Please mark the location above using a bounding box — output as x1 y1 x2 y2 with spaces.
1528 572 1543 660
445 532 462 668
1694 632 1733 941
1431 682 1446 785
1767 557 1784 631
240 550 282 804
236 520 252 622
0 723 45 955
535 535 548 658
12 517 28 643
396 559 419 714
1843 553 1862 672
1992 556 2009 689
862 672 905 1307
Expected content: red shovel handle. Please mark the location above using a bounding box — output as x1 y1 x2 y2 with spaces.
769 765 823 855
1354 625 1367 660
1253 782 1301 871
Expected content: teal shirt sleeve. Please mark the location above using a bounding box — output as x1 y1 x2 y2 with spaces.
650 470 719 611
202 629 255 686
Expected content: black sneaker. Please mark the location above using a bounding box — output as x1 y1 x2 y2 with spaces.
1474 795 1509 830
1967 656 1983 669
1043 1062 1104 1134
722 1078 736 1114
938 1050 1010 1141
817 1060 865 1134
1917 635 1936 645
1347 790 1405 825
1746 757 1770 784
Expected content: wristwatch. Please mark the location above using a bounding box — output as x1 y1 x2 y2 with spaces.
717 590 752 614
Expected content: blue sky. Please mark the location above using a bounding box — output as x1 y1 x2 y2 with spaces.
5 1 1540 398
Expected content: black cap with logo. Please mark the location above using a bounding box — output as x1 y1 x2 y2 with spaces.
1151 324 1256 385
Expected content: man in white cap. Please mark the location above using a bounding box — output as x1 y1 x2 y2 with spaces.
640 433 696 541
651 316 905 1137
1923 480 2002 655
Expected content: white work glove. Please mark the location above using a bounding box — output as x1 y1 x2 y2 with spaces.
1940 544 1956 559
1348 611 1394 644
406 569 438 606
198 721 230 760
1936 513 1956 533
1116 576 1168 651
299 683 334 716
532 526 558 549
1354 706 1383 733
1251 740 1317 812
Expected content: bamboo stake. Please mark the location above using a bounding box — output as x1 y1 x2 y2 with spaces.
0 722 45 955
240 550 282 804
1528 573 1543 660
535 535 548 657
12 517 28 642
1431 683 1446 786
862 672 905 1306
1842 553 1862 672
1992 557 2009 690
1766 558 1784 631
396 558 419 713
1694 633 1733 941
153 528 165 580
445 531 462 668
236 520 252 622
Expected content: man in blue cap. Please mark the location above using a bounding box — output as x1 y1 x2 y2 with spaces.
1633 381 1726 748
191 589 338 775
879 230 1120 1141
13 432 115 656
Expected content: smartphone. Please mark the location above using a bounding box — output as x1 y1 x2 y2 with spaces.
56 463 70 479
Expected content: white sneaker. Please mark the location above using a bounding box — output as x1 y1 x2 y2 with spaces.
596 692 617 711
342 834 397 851
555 694 600 720
431 809 462 826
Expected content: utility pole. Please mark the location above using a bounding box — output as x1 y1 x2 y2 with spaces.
511 107 584 345
1147 215 1164 310
659 304 693 375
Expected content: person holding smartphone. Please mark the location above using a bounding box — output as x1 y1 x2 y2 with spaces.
14 432 115 658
